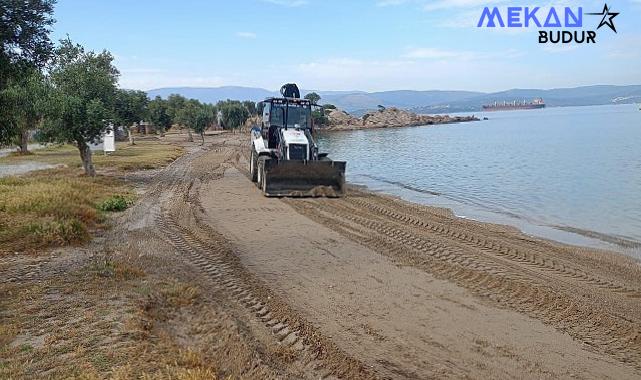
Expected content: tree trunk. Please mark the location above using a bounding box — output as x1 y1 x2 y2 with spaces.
200 132 204 145
78 141 96 177
187 128 194 142
19 129 29 154
127 126 135 145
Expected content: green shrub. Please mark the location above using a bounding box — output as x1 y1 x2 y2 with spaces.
97 195 131 212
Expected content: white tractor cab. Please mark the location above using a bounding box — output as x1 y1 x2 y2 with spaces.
249 83 346 197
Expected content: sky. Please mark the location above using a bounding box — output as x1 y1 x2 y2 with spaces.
51 0 641 92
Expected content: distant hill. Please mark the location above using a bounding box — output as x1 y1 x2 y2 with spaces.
146 86 365 105
412 85 641 114
146 85 641 114
321 90 483 111
146 86 277 103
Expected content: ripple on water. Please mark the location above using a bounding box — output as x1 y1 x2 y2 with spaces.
317 104 641 258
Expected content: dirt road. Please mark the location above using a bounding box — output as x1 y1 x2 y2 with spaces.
3 132 641 378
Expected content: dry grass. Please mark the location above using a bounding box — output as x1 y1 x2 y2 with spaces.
0 324 17 348
161 281 201 307
0 139 184 252
0 139 184 172
0 255 218 379
0 136 227 379
91 254 146 281
0 169 132 252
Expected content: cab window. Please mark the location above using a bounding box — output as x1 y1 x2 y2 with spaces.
270 104 285 126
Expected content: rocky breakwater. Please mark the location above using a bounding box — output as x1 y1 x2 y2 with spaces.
325 107 478 131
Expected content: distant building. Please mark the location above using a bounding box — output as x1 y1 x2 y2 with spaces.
136 121 156 134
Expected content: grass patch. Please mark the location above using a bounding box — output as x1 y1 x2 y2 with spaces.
0 324 17 348
161 281 200 307
91 255 145 280
97 195 132 212
18 344 33 353
0 139 184 252
0 169 132 252
0 139 184 172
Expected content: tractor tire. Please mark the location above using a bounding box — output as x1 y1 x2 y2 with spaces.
249 149 258 182
257 157 268 191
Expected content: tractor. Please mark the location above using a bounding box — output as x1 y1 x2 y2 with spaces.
249 84 346 196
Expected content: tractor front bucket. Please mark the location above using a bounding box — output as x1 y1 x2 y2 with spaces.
261 159 346 197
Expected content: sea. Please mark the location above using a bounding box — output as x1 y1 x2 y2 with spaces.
317 103 641 259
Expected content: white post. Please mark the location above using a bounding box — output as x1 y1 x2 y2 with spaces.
104 123 116 155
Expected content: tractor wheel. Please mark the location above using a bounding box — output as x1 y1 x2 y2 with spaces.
257 157 267 190
249 149 258 182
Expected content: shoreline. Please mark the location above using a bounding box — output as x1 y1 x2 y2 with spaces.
6 129 636 260
554 225 641 250
315 103 641 260
347 178 641 260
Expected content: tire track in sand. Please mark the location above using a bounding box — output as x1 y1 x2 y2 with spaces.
156 141 375 380
285 196 641 372
347 196 641 297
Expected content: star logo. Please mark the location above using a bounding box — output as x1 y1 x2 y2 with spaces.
587 3 619 33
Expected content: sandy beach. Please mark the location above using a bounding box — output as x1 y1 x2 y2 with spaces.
2 132 641 378
3 0 640 377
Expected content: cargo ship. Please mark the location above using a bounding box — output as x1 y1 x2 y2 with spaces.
482 98 545 111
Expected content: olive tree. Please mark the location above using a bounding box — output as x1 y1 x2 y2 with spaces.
148 96 171 137
0 0 55 86
40 39 118 176
0 0 56 147
0 69 50 153
218 101 250 133
193 104 216 144
166 94 186 125
114 89 148 145
304 92 321 104
175 99 200 142
242 100 257 116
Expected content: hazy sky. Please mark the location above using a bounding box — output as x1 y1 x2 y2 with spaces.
52 0 641 92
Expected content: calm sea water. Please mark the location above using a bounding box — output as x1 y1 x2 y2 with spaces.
317 104 641 258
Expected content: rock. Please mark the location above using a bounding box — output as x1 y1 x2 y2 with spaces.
327 109 360 127
325 107 477 131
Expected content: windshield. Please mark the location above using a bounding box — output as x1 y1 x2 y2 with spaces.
270 103 310 129
286 105 310 129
